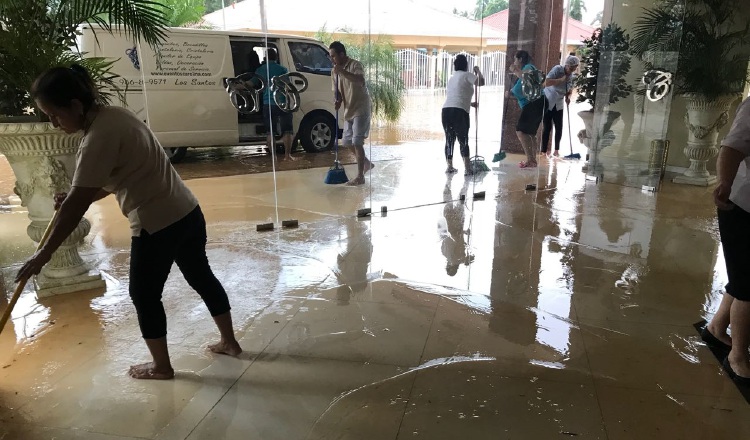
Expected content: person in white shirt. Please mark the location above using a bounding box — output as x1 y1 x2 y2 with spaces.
441 54 485 175
16 65 242 380
702 97 750 385
541 55 579 157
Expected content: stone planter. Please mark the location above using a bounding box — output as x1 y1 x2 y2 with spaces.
0 122 104 297
673 93 739 186
578 110 620 173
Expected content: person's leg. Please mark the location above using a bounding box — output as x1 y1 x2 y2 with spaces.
263 105 274 155
456 109 471 175
517 131 537 166
442 108 457 173
347 114 372 185
541 102 553 155
174 207 242 356
128 230 178 380
553 106 564 155
707 293 733 346
279 110 297 161
728 299 750 377
707 206 744 346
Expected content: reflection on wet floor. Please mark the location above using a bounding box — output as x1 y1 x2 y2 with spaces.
1 139 748 438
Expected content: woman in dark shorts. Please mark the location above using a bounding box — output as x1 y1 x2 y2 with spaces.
508 50 544 168
702 97 750 385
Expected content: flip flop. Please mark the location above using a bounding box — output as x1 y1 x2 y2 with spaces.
700 327 731 352
722 357 750 387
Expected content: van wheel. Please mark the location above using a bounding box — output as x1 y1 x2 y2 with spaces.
300 114 335 153
165 147 188 163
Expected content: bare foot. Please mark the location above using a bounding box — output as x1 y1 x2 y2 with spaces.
283 155 298 162
346 176 365 186
553 151 560 157
209 339 243 356
446 166 458 174
128 362 174 380
728 355 750 378
706 324 732 347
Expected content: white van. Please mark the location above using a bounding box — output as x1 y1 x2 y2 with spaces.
80 26 338 162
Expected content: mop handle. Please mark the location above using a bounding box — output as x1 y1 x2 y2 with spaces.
0 209 59 335
334 74 340 162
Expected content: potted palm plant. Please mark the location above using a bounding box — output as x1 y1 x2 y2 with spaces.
0 0 168 296
630 0 750 186
575 23 633 163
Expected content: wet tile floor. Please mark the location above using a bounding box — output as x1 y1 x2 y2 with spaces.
0 146 748 439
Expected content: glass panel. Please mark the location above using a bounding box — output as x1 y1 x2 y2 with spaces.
584 1 686 191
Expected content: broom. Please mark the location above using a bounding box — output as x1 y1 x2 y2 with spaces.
469 82 490 173
0 209 59 335
563 101 581 160
324 74 348 184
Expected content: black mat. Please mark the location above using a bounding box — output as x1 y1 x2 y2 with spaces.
694 320 750 403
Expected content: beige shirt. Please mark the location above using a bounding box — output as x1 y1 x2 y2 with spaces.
72 106 198 236
332 58 371 121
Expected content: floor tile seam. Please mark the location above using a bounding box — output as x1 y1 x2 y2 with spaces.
570 291 611 440
590 379 745 401
172 352 263 440
255 347 415 370
393 296 443 438
0 420 151 440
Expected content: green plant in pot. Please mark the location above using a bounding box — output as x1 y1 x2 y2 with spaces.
574 22 633 156
0 0 169 296
630 0 750 186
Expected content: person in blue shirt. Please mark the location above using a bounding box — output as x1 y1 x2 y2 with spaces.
255 48 296 161
541 55 579 157
507 50 545 168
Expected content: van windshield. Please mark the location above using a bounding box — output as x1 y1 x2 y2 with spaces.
288 41 333 76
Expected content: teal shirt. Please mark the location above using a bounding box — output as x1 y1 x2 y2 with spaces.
254 61 289 106
511 64 536 108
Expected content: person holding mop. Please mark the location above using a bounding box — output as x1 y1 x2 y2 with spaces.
441 54 485 176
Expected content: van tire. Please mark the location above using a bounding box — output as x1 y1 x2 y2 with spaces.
165 147 188 163
299 114 335 153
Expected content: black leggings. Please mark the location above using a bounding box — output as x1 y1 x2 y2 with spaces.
541 98 564 153
442 107 470 160
129 206 231 339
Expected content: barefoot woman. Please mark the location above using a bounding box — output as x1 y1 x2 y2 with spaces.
15 65 242 380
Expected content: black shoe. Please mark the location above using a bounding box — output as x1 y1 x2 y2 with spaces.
722 357 750 387
701 327 731 352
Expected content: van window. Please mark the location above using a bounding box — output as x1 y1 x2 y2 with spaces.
231 40 278 76
288 41 332 76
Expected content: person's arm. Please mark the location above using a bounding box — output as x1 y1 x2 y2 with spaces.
336 65 366 85
15 186 101 282
714 146 746 209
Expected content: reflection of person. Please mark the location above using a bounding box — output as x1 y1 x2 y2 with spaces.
255 48 296 161
703 97 750 384
335 219 373 301
329 41 373 186
441 54 485 176
246 51 260 74
541 55 579 157
16 65 242 380
439 201 472 276
507 50 545 169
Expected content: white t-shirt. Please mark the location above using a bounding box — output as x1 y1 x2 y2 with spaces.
443 71 477 113
723 98 750 212
73 106 198 236
543 65 575 111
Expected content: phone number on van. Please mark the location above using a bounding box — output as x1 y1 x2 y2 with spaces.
119 78 218 87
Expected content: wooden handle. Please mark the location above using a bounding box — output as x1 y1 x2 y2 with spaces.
0 210 60 335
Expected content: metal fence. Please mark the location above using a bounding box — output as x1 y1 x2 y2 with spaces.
396 49 506 93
